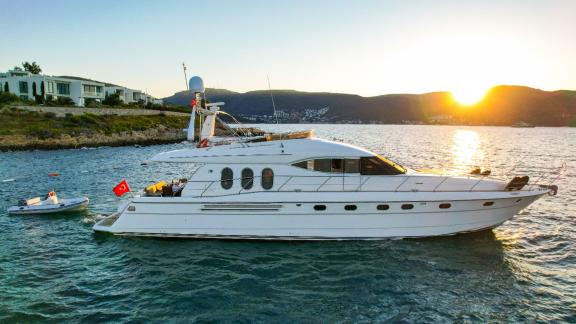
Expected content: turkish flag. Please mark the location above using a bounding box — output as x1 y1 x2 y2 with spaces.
113 179 131 197
190 98 197 107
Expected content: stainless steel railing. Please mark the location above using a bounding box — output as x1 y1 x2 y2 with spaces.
189 172 554 198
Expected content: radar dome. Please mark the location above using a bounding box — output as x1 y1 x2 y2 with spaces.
189 76 205 93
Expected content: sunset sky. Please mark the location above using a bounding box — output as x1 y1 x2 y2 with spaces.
1 0 575 100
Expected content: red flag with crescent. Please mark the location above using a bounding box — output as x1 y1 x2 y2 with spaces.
113 179 131 197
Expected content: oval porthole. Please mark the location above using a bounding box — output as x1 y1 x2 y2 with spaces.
241 168 254 190
344 205 357 211
483 201 494 207
439 203 451 209
261 168 274 190
221 167 233 190
314 205 326 211
377 204 389 211
401 204 414 210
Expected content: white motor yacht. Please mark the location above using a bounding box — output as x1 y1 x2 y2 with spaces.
93 77 558 240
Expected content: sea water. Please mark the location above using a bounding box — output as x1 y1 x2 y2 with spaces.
0 125 574 322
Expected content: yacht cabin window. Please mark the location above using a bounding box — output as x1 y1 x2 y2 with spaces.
221 168 233 190
292 158 361 173
331 159 344 173
344 159 360 173
313 159 331 172
241 168 254 190
292 161 307 169
261 168 274 190
360 157 406 175
291 156 405 175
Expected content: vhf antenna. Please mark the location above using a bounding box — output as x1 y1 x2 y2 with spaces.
182 62 189 91
267 76 279 125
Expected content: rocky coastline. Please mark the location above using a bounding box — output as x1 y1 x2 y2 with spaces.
0 125 187 151
0 106 266 151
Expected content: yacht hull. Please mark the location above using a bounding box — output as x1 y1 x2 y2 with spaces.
93 191 546 240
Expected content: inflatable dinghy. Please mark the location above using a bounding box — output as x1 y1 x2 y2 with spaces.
7 191 89 215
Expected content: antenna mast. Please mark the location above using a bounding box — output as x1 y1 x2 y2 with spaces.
182 62 189 91
267 76 279 125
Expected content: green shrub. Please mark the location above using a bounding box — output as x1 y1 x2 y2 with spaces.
85 98 101 108
56 97 75 106
79 113 99 124
27 127 59 139
0 92 21 105
44 112 57 119
152 104 189 113
102 93 122 106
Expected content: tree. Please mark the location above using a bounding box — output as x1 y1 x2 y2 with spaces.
13 66 23 71
56 97 75 106
102 93 122 106
22 61 42 74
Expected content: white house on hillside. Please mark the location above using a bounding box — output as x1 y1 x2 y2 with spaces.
0 70 105 106
104 86 161 105
0 70 159 107
104 85 128 103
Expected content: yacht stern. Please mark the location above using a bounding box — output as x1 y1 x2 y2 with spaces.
93 213 121 233
93 200 131 233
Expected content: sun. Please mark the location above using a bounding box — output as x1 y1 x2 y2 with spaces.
450 87 487 106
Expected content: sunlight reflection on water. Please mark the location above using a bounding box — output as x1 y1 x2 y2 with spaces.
451 129 484 172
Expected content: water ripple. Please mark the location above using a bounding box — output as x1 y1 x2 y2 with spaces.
1 125 575 321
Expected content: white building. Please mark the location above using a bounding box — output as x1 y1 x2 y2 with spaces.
0 70 105 106
104 85 128 103
104 85 160 105
1 70 160 107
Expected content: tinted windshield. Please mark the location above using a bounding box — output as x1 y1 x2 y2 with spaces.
360 156 406 175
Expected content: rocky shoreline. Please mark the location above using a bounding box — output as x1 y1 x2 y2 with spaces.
0 105 266 152
0 125 187 151
0 126 267 151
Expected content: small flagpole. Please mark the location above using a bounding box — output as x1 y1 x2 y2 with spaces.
128 180 134 199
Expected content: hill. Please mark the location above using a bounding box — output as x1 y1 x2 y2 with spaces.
163 85 576 126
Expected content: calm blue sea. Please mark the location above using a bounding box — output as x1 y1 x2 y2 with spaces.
0 125 575 322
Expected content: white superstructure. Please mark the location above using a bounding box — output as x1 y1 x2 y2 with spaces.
93 76 558 240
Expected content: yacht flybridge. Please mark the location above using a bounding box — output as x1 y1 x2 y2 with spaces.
93 77 558 240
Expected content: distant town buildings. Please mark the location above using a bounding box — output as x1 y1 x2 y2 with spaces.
238 106 331 123
0 69 161 107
